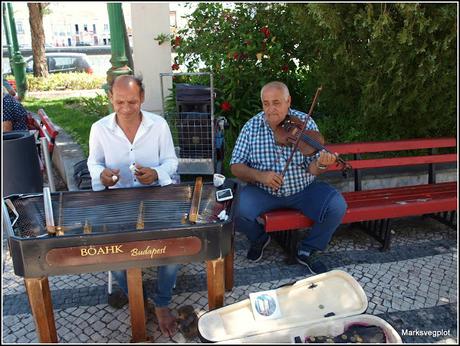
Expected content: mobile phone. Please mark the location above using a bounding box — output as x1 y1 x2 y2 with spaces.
216 188 233 202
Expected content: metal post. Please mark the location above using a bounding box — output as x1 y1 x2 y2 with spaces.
40 137 56 192
2 200 15 236
6 3 27 99
2 3 14 74
103 3 132 112
105 4 132 83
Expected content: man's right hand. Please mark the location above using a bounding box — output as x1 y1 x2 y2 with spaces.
100 168 120 187
258 171 284 190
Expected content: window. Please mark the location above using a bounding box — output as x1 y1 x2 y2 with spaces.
169 11 177 28
16 21 24 34
53 57 77 71
75 24 79 34
93 24 96 34
84 24 88 32
103 24 109 32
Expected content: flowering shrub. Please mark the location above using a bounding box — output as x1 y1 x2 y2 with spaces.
171 3 456 152
173 3 308 135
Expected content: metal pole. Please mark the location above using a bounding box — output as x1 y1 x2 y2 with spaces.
40 137 56 192
2 200 15 236
2 3 14 74
43 187 56 236
103 3 132 111
106 4 132 82
6 3 27 99
210 72 215 173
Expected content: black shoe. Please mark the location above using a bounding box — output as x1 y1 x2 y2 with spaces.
296 251 329 274
108 290 128 309
247 235 271 262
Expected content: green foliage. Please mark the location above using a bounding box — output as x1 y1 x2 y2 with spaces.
20 72 105 91
22 95 109 156
174 2 456 149
154 33 171 45
80 93 110 118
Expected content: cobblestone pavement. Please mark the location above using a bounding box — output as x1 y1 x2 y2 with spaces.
2 212 457 343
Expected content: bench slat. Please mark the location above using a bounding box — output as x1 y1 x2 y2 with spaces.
343 182 457 202
37 109 59 154
327 154 457 171
326 137 456 154
345 190 456 209
38 109 59 139
261 182 457 232
343 197 457 223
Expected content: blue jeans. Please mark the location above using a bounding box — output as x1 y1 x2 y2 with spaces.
235 180 347 252
111 264 179 307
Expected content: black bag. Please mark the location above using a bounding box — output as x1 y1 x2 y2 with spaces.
73 159 92 190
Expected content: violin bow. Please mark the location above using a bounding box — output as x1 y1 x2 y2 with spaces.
281 86 323 178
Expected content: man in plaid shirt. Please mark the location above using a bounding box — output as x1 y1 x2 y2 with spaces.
230 81 347 274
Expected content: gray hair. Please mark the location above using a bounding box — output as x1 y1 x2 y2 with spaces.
260 81 290 102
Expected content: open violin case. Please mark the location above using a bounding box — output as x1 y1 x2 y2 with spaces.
198 270 402 343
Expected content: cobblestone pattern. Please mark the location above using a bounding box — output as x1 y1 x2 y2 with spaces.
2 216 457 343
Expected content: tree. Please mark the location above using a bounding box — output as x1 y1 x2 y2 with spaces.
28 3 49 77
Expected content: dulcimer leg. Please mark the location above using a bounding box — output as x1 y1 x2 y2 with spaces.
24 277 58 343
126 267 150 342
206 258 225 310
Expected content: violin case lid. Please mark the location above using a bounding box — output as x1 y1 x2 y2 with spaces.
198 269 402 343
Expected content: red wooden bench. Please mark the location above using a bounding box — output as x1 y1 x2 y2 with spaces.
257 137 457 262
27 109 59 156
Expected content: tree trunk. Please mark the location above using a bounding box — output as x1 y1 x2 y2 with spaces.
28 3 48 77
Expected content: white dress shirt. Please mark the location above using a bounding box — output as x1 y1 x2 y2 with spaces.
87 110 178 191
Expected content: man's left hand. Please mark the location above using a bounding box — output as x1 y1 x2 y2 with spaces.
317 150 337 167
135 165 158 185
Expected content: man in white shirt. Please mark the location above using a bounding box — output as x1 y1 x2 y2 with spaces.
87 75 179 337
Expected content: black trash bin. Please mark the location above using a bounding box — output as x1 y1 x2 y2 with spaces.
3 131 43 197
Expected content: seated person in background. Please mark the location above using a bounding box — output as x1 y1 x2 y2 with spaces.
230 81 347 274
87 74 179 337
3 78 17 97
2 90 28 132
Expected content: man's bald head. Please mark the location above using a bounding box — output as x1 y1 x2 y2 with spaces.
109 75 145 95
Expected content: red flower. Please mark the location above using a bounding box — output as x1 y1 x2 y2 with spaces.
233 52 239 60
174 36 181 47
220 101 232 112
282 64 289 72
172 63 180 70
260 26 270 38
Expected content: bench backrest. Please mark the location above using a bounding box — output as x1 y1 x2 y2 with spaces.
324 137 456 189
27 109 59 155
37 109 59 154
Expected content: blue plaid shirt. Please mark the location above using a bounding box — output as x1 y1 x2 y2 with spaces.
230 109 320 197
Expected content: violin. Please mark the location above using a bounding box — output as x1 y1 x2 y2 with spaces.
274 86 351 178
274 115 325 157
